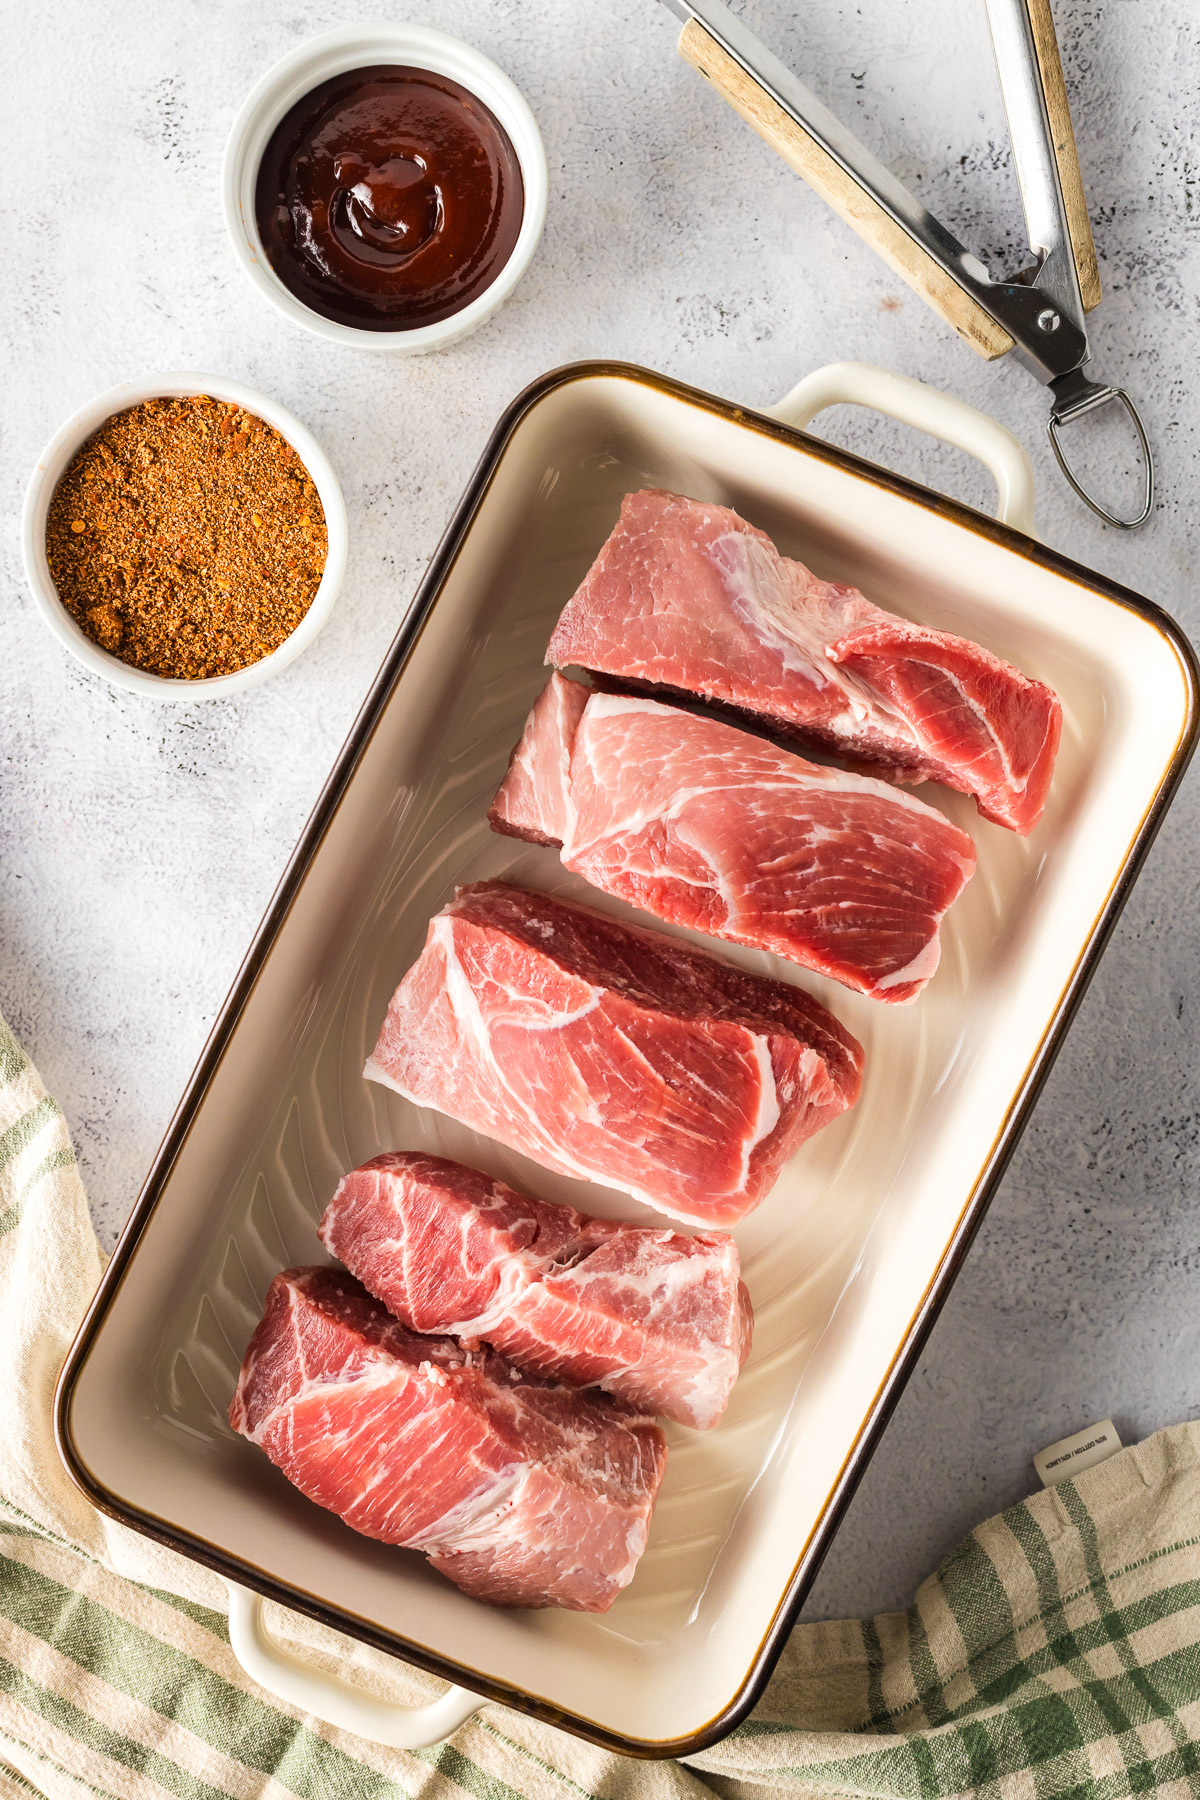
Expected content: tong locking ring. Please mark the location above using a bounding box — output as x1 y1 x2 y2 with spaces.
1048 379 1155 531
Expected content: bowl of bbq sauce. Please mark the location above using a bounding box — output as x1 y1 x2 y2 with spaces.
224 24 547 352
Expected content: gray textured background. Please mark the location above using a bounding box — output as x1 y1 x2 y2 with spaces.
3 0 1197 1622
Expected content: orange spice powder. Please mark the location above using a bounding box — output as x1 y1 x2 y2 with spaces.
45 395 328 680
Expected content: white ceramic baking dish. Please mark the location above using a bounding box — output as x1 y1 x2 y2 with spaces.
55 361 1196 1758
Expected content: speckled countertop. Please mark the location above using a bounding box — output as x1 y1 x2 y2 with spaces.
3 0 1197 1622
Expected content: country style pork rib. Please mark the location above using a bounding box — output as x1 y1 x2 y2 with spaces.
545 490 1062 834
490 674 977 1003
319 1151 753 1429
229 1267 667 1612
365 882 862 1226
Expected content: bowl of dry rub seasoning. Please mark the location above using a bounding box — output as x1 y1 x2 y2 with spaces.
22 373 347 697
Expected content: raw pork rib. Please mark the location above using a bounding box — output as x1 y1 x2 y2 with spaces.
365 881 863 1226
319 1151 753 1429
545 490 1062 834
490 674 976 1003
229 1267 667 1612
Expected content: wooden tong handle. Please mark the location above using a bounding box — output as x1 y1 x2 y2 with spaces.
679 4 1101 353
678 19 1013 360
1025 0 1101 310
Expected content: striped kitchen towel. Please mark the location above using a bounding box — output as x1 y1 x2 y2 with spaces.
2 1008 1199 1800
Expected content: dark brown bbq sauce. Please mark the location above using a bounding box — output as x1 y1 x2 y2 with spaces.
255 65 525 331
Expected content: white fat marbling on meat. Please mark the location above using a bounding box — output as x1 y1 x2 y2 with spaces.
230 1271 667 1609
707 527 915 736
495 683 974 1003
873 933 943 992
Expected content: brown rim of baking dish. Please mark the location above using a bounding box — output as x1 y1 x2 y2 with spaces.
54 360 1199 1759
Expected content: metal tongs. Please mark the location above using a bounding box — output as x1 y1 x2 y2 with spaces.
660 0 1154 528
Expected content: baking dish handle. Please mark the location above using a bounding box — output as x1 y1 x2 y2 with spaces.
226 1582 486 1748
766 360 1037 533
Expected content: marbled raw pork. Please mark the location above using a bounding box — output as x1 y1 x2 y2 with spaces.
365 881 863 1226
490 674 976 1003
319 1151 753 1429
229 1267 667 1612
545 489 1061 834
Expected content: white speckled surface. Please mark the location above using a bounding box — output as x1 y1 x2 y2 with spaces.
3 0 1197 1623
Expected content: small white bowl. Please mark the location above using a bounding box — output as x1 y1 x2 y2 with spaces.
22 373 348 700
223 23 549 354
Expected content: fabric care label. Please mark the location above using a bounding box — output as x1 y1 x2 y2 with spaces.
1034 1419 1123 1487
